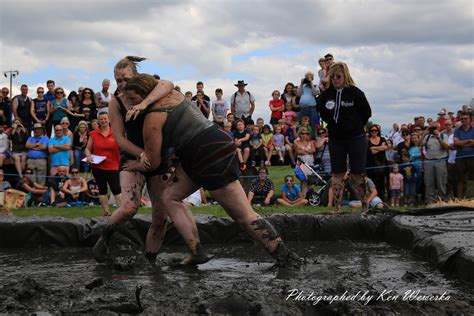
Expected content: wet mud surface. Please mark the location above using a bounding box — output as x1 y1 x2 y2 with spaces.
1 241 473 314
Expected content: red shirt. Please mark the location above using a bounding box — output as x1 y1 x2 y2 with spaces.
89 128 120 170
269 99 284 119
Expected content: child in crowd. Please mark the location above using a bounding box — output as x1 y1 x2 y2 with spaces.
400 152 417 205
277 118 287 134
226 113 237 131
211 88 228 127
184 91 193 102
283 102 297 127
389 164 404 207
256 117 264 132
249 126 265 167
284 118 298 166
233 119 250 171
269 90 284 125
272 125 286 164
223 122 234 139
261 124 274 166
298 116 313 137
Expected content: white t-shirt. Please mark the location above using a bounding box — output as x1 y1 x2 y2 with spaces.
184 189 202 206
447 133 457 164
0 134 9 153
211 99 229 121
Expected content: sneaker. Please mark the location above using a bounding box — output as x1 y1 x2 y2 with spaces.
239 163 247 171
251 161 256 167
265 161 271 166
290 161 296 169
260 161 265 167
279 158 284 164
37 202 47 207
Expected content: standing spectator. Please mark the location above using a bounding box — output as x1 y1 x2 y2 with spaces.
437 109 447 130
0 126 10 168
281 83 297 112
423 122 449 203
31 87 50 129
389 164 404 207
211 88 228 127
249 126 265 167
191 81 210 102
67 91 81 132
314 128 331 174
317 62 372 212
60 117 74 139
272 125 286 164
233 119 250 170
26 123 49 186
62 166 88 203
453 112 474 199
43 80 56 102
95 79 112 114
269 90 284 125
409 133 424 200
48 87 75 128
397 129 412 161
79 88 98 120
85 112 121 216
247 167 275 206
443 120 457 198
276 175 308 206
195 91 210 119
388 123 403 146
366 125 388 199
89 118 99 131
261 124 274 166
48 124 72 175
73 121 89 172
10 119 29 177
296 71 319 131
0 87 12 127
317 57 329 92
400 152 418 205
12 84 33 131
385 139 399 165
16 168 48 206
230 80 255 121
324 53 335 66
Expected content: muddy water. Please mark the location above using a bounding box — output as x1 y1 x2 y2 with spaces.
1 241 473 314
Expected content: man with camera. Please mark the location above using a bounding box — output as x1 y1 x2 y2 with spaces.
422 121 449 204
296 71 319 133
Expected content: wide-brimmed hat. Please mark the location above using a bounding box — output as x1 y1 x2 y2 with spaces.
33 123 43 129
234 80 248 87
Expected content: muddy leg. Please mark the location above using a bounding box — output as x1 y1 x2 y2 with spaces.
331 173 346 213
351 173 368 213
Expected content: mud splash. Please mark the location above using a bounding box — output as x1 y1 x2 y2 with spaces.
0 241 473 314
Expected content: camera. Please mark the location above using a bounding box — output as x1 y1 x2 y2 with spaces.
302 78 311 86
428 126 437 134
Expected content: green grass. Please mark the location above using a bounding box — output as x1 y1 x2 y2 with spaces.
9 165 473 218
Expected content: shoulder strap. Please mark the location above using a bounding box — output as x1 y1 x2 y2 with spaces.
115 96 126 112
147 107 173 114
424 135 431 150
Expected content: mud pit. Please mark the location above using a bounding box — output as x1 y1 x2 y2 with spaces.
0 207 473 314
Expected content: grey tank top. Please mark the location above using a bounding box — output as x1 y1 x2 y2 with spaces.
147 99 213 152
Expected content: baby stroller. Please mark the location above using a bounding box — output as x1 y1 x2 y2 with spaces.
294 158 330 206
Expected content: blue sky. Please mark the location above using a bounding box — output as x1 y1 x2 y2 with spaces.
1 0 472 134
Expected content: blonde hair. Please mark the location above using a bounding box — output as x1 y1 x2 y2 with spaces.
114 56 147 76
327 62 355 89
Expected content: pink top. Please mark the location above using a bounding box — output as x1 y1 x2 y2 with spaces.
283 111 297 125
389 173 404 190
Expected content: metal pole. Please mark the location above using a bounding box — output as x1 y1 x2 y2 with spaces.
2 70 19 99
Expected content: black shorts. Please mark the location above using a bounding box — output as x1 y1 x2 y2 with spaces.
329 135 368 174
91 168 121 195
179 125 241 191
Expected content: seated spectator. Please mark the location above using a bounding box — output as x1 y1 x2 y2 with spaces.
294 127 316 165
284 118 299 166
298 116 313 136
346 176 385 210
183 188 207 207
283 102 297 127
16 168 48 206
233 119 250 170
26 123 49 186
10 118 29 177
249 125 265 167
73 121 89 172
276 175 308 206
62 166 88 203
256 117 265 132
223 121 234 139
195 91 210 119
184 91 193 102
86 177 100 205
261 125 274 166
226 112 236 131
47 166 69 207
247 167 275 206
314 127 331 174
0 169 12 192
48 124 72 175
0 125 10 168
272 125 286 164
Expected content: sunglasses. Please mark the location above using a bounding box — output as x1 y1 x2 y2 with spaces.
71 171 79 174
56 91 64 94
25 172 33 175
37 91 44 94
370 130 378 132
55 129 63 132
1 91 8 94
318 131 326 135
300 132 309 135
84 92 91 95
331 74 343 80
61 122 69 124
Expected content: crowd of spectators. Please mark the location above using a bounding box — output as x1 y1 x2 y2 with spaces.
0 53 472 211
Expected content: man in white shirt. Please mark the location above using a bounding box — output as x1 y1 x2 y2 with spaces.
230 80 255 120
